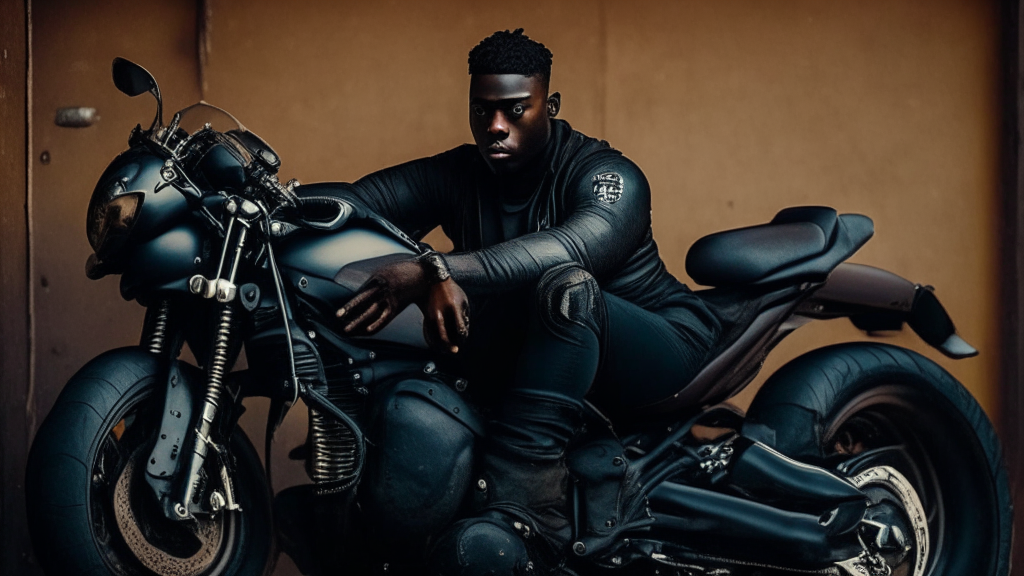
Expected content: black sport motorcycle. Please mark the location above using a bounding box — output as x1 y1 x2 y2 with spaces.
25 58 1012 576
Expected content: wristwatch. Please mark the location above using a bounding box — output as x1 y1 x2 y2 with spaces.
417 250 452 284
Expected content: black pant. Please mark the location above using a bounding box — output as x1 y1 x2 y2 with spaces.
455 266 719 416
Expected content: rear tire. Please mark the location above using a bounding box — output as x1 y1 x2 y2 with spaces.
743 343 1011 576
26 347 275 576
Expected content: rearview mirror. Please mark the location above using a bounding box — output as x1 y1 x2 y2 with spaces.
111 57 163 128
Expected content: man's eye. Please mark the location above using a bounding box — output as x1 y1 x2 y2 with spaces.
472 105 486 117
511 104 525 117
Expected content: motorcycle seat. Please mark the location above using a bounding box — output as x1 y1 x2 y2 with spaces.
685 206 873 287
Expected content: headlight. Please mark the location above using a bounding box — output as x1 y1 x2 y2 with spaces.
86 186 143 256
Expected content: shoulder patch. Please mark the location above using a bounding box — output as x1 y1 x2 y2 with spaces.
592 172 624 204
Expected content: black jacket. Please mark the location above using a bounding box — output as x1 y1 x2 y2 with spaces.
337 119 715 322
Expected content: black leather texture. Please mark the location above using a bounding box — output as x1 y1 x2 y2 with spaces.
686 207 874 287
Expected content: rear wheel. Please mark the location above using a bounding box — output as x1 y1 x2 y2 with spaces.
744 343 1011 576
26 347 275 576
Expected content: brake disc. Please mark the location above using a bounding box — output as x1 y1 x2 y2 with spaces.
113 456 225 575
839 466 929 576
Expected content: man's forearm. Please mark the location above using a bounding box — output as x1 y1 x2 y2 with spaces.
441 229 583 294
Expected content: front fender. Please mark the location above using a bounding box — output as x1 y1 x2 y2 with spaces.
143 356 204 511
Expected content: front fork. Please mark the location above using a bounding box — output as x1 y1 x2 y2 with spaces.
143 297 244 521
174 302 241 519
145 200 261 521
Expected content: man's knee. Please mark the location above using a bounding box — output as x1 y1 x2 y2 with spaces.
534 263 606 338
427 515 533 576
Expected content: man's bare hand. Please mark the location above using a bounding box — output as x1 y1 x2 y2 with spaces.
421 279 470 354
336 259 429 335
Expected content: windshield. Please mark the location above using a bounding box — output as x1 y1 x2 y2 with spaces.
174 102 246 134
153 101 247 146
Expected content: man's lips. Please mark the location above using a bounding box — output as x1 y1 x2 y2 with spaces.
486 145 514 159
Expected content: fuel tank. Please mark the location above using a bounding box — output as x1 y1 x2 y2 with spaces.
276 225 427 349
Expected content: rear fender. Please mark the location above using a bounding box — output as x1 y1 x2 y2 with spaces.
803 263 977 359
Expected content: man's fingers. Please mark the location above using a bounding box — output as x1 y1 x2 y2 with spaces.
337 284 381 319
434 311 450 347
364 307 393 334
344 301 383 333
451 303 469 342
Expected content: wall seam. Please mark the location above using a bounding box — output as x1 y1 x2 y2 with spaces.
24 0 35 441
600 0 608 139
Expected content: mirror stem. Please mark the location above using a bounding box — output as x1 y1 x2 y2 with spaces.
149 86 163 131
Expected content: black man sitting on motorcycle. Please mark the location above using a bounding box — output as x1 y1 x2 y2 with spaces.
334 29 721 574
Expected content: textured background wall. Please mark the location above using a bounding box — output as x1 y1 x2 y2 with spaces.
25 1 1000 573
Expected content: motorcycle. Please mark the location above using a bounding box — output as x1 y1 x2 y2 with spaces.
25 58 1012 576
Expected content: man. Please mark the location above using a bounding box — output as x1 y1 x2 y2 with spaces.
335 29 720 574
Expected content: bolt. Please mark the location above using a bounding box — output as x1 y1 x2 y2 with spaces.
298 277 308 289
194 257 202 265
423 362 436 374
368 351 376 360
174 503 188 518
161 434 167 439
605 519 616 528
612 456 624 466
476 479 487 491
572 541 587 556
308 330 316 339
455 378 468 391
453 407 460 414
40 151 50 165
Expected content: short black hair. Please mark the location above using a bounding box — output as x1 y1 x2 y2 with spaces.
468 28 553 83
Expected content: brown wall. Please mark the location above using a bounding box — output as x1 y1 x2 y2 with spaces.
21 1 1002 573
198 0 1001 414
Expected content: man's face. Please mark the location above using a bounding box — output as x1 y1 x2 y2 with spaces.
469 74 552 175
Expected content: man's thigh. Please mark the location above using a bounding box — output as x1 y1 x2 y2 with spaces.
454 293 532 402
594 293 714 411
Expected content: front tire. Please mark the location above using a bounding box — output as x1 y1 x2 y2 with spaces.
743 343 1011 576
26 347 275 576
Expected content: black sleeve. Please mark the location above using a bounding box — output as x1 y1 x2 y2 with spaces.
442 155 651 293
334 152 457 241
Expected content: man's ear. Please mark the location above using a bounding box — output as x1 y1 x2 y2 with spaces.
547 92 561 117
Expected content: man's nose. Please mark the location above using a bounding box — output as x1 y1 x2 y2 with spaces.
488 111 509 137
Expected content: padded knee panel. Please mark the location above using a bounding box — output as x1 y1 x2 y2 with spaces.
427 515 531 576
362 379 481 541
535 263 606 339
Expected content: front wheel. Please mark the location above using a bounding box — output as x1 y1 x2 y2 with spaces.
26 347 275 576
743 343 1011 576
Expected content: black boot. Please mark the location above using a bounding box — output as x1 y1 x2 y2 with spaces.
428 389 584 575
